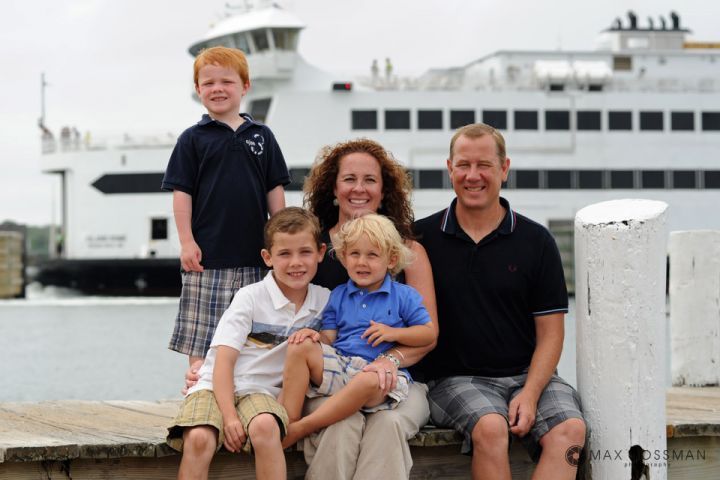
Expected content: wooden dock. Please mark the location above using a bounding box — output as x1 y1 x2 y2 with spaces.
1 387 718 479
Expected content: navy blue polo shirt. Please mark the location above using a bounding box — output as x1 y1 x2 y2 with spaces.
162 114 290 269
412 197 568 380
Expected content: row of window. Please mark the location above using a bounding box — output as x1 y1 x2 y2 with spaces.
351 109 720 132
287 168 720 191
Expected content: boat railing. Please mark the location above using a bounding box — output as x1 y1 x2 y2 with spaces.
40 132 178 154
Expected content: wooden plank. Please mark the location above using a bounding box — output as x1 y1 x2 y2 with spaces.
1 387 719 476
667 387 720 438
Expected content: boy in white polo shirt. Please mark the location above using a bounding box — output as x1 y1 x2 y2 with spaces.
166 207 330 480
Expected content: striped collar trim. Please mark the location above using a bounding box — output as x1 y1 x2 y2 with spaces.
440 197 516 235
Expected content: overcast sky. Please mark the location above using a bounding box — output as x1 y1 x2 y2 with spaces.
1 0 717 225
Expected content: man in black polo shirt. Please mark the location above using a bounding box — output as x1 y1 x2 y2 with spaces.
414 123 585 479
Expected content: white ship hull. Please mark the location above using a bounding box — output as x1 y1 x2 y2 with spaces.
36 5 720 294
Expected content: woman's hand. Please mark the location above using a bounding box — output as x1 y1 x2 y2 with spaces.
288 328 320 344
181 359 203 395
362 355 398 395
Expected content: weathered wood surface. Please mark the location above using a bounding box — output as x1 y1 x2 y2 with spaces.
667 386 720 437
1 388 719 479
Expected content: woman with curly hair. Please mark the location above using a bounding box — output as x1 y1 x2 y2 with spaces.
300 138 438 480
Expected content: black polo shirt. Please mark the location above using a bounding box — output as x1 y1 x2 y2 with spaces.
162 114 290 269
412 197 568 380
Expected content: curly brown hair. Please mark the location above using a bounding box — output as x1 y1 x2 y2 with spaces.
303 138 414 240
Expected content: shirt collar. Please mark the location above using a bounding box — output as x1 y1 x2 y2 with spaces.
346 273 393 295
440 196 516 236
263 271 325 314
197 113 258 128
263 271 291 310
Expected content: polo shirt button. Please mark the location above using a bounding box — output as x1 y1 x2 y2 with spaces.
362 304 367 308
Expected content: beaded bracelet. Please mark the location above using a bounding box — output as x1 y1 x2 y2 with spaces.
377 352 401 368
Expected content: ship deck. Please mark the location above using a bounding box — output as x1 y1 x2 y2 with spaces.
0 387 718 479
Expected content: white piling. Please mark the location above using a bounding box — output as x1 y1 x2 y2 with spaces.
575 199 668 480
669 230 720 387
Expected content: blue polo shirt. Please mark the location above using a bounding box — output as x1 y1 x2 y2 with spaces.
161 114 290 269
322 274 431 362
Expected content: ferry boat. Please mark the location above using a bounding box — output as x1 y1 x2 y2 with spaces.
36 3 720 295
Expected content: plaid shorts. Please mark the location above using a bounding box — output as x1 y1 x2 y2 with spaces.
169 267 266 357
166 389 288 454
307 343 410 412
427 373 583 461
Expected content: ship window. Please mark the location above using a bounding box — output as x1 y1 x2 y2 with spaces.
545 110 570 131
233 33 250 52
640 111 664 131
515 170 540 188
549 84 565 91
483 110 507 130
351 110 377 130
450 110 475 129
613 55 632 71
671 111 694 131
385 110 410 130
588 84 604 92
286 168 310 192
249 98 271 123
514 110 538 130
417 110 443 130
577 111 601 130
417 170 445 188
641 170 665 188
701 112 720 131
547 170 572 188
151 218 168 240
272 29 298 50
610 170 634 189
608 111 632 130
251 29 270 52
672 170 696 189
705 171 720 188
578 170 603 189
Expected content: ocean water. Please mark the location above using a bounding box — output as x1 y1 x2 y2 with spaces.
2 285 589 402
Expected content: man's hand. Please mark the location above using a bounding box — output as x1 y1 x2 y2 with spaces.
361 320 398 347
181 359 203 395
362 355 398 395
223 417 247 452
288 328 320 344
508 389 537 437
180 240 204 272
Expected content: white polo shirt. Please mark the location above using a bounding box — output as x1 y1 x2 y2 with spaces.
188 272 330 398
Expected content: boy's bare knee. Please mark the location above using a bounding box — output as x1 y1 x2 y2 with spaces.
183 426 217 457
354 371 381 392
286 338 317 359
248 413 281 448
471 414 509 454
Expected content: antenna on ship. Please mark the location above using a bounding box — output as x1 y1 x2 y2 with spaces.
670 11 680 30
38 72 47 130
627 10 638 30
659 15 667 30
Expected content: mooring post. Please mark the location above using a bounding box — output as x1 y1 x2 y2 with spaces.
669 230 720 387
575 199 668 480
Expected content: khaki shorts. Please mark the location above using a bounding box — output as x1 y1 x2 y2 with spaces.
166 389 288 454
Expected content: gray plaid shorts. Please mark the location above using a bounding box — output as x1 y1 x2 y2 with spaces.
427 373 583 461
168 267 266 357
307 343 410 412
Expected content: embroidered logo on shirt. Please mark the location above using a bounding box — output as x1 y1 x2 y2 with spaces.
508 264 518 272
245 133 265 155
